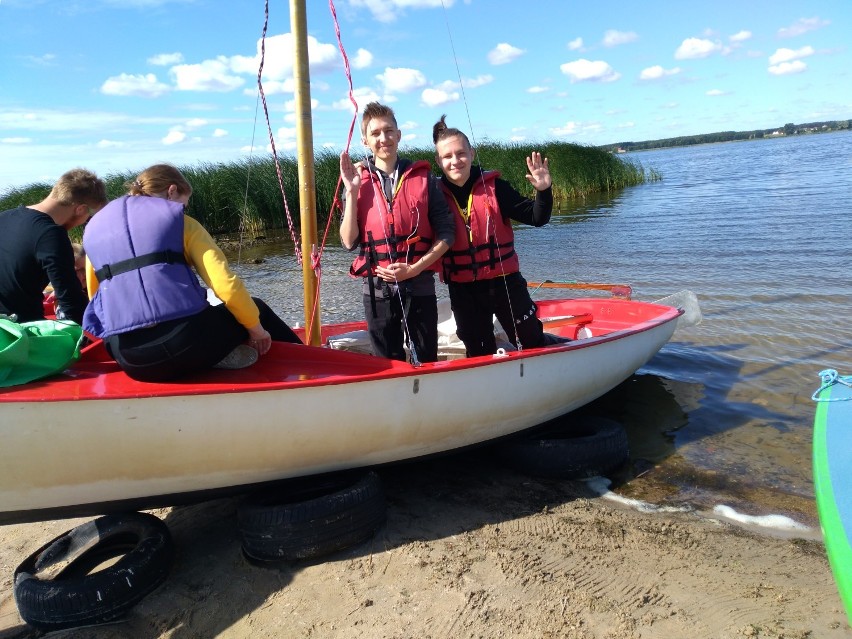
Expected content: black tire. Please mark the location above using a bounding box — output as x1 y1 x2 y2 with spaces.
238 470 386 562
496 416 630 479
14 512 173 631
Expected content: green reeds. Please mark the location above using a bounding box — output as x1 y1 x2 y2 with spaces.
0 141 657 237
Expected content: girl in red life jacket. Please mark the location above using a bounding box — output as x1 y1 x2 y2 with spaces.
433 115 568 357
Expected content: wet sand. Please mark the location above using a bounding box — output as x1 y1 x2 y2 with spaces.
1 451 849 639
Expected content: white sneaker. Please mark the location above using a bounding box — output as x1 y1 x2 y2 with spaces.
214 344 259 369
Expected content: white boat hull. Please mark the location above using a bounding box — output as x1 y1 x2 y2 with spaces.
0 298 679 523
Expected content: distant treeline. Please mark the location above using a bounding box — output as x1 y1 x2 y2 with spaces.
0 141 656 238
600 119 852 153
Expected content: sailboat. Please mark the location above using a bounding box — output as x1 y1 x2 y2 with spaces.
0 1 694 526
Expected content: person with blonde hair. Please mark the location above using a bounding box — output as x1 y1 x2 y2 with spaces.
0 168 107 324
339 102 455 363
82 163 301 382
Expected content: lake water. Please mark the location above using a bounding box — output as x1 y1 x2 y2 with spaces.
228 131 852 532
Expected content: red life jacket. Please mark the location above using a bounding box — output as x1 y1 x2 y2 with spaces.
440 171 519 283
350 161 437 277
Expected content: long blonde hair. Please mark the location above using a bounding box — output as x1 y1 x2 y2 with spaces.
126 164 192 198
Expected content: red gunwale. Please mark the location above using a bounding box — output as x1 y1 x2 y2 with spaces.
0 298 680 402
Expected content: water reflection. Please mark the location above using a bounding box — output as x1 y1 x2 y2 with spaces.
551 190 624 222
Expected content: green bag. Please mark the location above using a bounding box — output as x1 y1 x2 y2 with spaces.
0 317 84 387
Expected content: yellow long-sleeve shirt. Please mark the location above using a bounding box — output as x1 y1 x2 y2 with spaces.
86 215 261 331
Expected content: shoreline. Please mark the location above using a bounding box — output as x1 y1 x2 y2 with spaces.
1 450 848 639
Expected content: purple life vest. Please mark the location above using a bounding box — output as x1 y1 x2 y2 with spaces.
82 195 208 338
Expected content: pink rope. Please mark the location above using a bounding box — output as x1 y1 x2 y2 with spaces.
258 0 302 264
255 0 362 338
301 0 360 339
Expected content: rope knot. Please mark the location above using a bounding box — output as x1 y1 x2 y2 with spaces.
812 368 852 401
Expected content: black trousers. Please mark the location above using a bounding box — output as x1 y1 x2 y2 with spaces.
107 298 301 382
448 272 545 357
363 292 438 363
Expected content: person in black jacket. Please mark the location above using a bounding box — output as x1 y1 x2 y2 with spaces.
433 115 566 357
0 168 107 325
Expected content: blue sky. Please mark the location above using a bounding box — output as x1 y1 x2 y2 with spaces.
1 0 849 193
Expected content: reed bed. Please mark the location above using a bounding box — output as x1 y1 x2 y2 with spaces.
0 141 656 239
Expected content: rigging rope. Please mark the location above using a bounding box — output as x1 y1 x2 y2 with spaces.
439 0 523 350
328 0 424 365
812 369 852 402
258 0 301 264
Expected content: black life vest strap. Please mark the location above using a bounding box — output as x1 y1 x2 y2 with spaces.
366 231 378 317
444 239 515 274
95 250 187 282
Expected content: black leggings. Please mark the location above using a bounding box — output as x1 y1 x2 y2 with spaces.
107 298 301 382
448 272 545 357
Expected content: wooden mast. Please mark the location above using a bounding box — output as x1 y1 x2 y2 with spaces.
290 0 321 345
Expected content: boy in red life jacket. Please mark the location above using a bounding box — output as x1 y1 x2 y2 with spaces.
433 115 568 357
339 102 455 363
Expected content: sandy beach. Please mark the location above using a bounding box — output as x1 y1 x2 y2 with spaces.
1 450 849 639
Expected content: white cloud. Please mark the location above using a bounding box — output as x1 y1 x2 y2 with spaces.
421 87 459 107
148 52 183 66
602 30 638 47
273 126 297 151
769 60 807 76
706 89 728 96
332 86 383 112
351 48 373 70
24 54 56 66
230 34 340 82
162 129 187 145
488 43 525 65
283 98 320 124
96 140 123 148
171 59 245 92
185 118 208 129
249 79 295 97
377 67 427 93
101 73 170 98
510 135 526 142
1 137 31 144
768 46 814 65
729 30 752 43
639 65 681 80
0 108 178 133
560 59 620 83
527 86 549 94
551 121 578 136
347 0 452 23
213 128 228 138
567 37 584 51
675 38 722 60
462 74 493 89
778 17 830 39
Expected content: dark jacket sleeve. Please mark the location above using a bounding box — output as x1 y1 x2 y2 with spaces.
427 174 456 245
494 178 553 227
38 226 88 325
